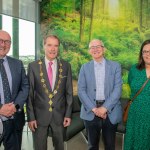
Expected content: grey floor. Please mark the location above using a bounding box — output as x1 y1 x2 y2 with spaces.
0 124 123 150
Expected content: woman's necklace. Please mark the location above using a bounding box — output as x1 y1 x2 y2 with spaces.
38 59 63 112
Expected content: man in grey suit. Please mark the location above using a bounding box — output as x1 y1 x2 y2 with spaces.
0 30 29 150
27 35 73 150
78 39 122 150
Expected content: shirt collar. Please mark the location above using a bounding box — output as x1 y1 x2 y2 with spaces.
94 58 105 66
45 57 57 65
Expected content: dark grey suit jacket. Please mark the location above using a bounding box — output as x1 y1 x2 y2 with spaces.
27 58 73 126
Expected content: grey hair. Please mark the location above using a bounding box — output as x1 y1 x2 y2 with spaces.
89 39 104 48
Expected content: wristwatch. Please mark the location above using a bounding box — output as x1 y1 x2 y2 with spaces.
15 104 21 112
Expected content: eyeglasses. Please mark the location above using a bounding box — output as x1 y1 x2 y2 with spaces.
0 39 11 46
142 50 150 55
90 45 104 50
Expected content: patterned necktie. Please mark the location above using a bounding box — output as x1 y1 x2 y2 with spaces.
0 59 11 103
48 61 53 89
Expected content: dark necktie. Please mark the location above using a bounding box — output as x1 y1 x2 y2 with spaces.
0 59 11 103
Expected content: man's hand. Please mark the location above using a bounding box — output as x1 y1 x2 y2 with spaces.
0 102 16 117
63 117 71 127
95 106 107 119
92 107 98 114
28 120 37 132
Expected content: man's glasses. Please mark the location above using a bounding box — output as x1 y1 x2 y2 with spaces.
142 50 150 55
0 39 11 46
89 45 104 50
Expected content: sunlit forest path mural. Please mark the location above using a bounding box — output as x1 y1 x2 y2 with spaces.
40 0 150 97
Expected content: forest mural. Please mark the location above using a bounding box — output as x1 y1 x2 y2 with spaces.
40 0 150 97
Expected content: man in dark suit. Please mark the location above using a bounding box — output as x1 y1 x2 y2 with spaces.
0 30 29 150
27 35 73 150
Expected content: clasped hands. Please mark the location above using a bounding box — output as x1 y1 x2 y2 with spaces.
92 106 107 119
0 102 16 117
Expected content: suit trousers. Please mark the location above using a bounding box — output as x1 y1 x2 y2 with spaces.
14 110 25 150
0 120 19 150
15 127 23 150
33 120 65 150
84 116 117 150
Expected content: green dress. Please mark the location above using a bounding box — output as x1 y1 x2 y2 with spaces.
124 64 150 150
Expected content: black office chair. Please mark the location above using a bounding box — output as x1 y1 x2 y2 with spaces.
65 95 85 141
65 95 87 149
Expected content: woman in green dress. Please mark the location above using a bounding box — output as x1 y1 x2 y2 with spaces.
124 39 150 150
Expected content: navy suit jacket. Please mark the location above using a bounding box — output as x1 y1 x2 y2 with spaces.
78 59 122 124
7 56 29 128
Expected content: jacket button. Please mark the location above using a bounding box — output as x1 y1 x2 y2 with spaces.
94 89 96 91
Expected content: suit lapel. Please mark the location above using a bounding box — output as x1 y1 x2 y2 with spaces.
89 60 96 88
7 56 15 96
104 59 111 93
53 58 60 90
41 58 52 91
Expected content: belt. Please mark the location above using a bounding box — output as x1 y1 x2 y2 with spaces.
96 100 105 106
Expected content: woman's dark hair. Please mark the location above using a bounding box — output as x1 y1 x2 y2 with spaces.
137 39 150 70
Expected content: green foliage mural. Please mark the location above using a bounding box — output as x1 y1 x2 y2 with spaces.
40 0 150 97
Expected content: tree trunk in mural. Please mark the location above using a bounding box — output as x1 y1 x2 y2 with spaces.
102 0 105 15
12 18 19 58
80 0 84 42
139 0 143 29
72 0 75 16
145 0 149 28
83 0 86 21
89 0 95 41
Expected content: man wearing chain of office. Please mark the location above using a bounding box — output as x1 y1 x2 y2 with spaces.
27 35 73 150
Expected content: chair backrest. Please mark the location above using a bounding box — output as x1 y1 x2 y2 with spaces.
65 95 84 141
72 95 81 113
